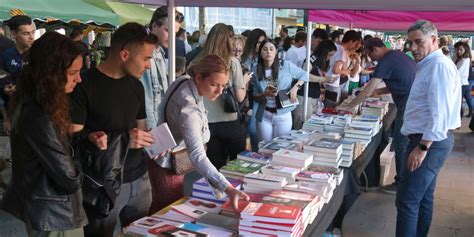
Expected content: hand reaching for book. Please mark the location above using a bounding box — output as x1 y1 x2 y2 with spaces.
225 186 250 213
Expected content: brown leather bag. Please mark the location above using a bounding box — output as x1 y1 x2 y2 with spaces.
164 79 196 175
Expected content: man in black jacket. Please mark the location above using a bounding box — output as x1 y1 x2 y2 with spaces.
70 22 158 237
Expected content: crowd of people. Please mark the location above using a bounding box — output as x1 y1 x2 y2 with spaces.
0 6 472 237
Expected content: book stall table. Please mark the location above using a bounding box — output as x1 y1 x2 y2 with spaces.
303 103 397 236
128 105 396 236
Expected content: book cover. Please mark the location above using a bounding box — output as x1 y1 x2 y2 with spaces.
237 150 271 164
241 202 301 224
272 149 313 162
144 123 177 159
196 213 239 232
171 204 208 219
180 223 233 236
261 164 300 177
296 171 333 182
159 227 208 237
184 198 222 214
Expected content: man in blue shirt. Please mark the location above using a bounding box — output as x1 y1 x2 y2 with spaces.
0 15 35 132
397 20 461 237
338 37 417 194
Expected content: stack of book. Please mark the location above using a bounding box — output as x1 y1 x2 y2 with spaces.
340 139 356 167
239 202 303 237
237 150 271 165
362 100 389 117
219 159 264 181
309 131 342 141
272 135 305 151
258 141 298 155
323 124 345 134
304 139 343 168
302 114 335 131
351 115 381 134
306 165 344 186
295 170 335 185
344 125 374 147
285 181 333 204
261 164 301 183
268 190 322 224
333 115 352 127
290 129 315 142
271 149 313 169
243 173 288 194
191 177 242 203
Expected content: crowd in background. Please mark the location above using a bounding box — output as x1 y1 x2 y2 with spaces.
0 7 472 237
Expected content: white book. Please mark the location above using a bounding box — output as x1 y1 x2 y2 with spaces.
144 123 176 159
171 204 208 219
272 149 313 167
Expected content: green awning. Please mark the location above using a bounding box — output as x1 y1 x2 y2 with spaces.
0 0 119 26
85 0 153 25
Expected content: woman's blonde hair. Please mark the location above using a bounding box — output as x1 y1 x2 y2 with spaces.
187 54 229 79
195 23 233 64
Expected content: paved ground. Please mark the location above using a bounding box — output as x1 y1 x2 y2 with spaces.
342 117 474 237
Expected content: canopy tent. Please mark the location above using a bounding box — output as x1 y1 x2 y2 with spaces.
85 0 154 25
113 0 474 11
0 0 119 26
308 10 474 32
112 0 474 120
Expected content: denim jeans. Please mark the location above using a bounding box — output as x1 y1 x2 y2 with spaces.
461 84 473 116
392 104 409 184
84 172 152 237
396 132 454 237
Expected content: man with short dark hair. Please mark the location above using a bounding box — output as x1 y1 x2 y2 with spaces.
338 37 417 194
140 6 186 215
396 20 461 237
330 30 344 44
0 15 35 132
70 22 158 237
279 27 288 40
69 28 90 70
285 31 307 68
311 28 328 51
175 27 187 57
326 30 362 105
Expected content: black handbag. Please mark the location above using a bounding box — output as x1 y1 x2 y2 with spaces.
223 87 239 113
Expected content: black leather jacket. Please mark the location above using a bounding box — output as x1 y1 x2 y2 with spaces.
1 100 87 231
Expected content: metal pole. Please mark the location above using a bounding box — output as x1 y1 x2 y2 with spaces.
303 21 312 121
168 0 176 83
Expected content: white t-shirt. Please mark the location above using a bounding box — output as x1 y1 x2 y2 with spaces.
327 44 351 87
265 69 277 108
456 57 470 85
286 46 307 68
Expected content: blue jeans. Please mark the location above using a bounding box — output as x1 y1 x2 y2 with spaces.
84 172 152 237
461 84 473 116
396 132 454 237
392 104 409 184
248 102 259 152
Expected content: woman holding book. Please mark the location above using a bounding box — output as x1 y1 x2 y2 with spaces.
250 39 308 142
1 32 87 235
155 54 249 214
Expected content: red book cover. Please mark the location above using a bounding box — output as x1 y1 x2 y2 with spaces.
241 202 301 224
148 224 177 235
221 193 265 213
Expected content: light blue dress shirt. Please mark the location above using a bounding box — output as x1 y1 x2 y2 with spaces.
401 49 461 141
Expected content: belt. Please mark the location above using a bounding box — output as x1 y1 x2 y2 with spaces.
265 107 277 113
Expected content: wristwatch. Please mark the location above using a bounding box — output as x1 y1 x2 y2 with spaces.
417 143 428 151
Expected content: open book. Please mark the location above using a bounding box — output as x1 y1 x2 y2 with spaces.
144 123 177 159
